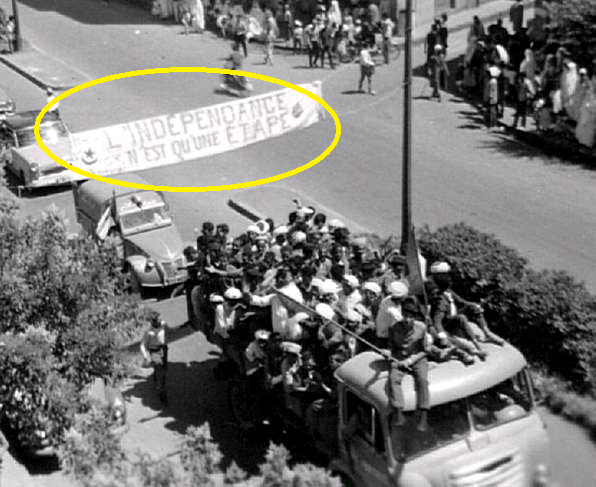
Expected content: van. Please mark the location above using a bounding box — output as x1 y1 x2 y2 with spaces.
73 174 187 292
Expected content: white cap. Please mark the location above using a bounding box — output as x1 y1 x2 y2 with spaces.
328 218 346 229
273 225 289 236
320 279 340 295
255 219 270 234
291 231 307 244
343 274 360 288
247 224 259 234
362 281 382 295
224 287 242 300
488 66 501 77
345 308 362 323
388 281 409 298
430 261 451 274
254 330 271 341
209 293 224 303
281 341 302 355
315 302 336 321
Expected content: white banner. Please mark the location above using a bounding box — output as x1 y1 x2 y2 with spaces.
70 82 324 176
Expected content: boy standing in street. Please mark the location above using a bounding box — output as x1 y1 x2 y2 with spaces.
358 42 377 95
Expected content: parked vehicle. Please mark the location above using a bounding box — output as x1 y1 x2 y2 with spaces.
0 85 15 118
0 110 81 188
226 339 551 487
72 173 187 293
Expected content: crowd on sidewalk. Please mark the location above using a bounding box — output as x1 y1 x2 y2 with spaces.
423 0 596 147
182 199 505 430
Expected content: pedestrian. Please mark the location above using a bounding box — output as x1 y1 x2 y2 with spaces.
319 20 335 69
468 15 485 42
140 314 169 404
512 72 535 128
381 14 394 65
233 14 248 57
5 15 15 54
194 0 205 33
437 13 448 57
375 280 408 345
428 45 449 102
484 66 500 129
509 0 524 34
282 3 293 46
293 20 303 54
358 41 377 95
264 10 277 66
385 296 431 431
424 23 438 70
181 6 193 35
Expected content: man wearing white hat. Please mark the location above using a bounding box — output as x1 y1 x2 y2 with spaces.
213 287 245 367
429 261 503 361
245 329 271 377
337 274 362 317
375 281 409 344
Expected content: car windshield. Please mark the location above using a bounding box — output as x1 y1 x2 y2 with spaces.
468 371 532 431
16 121 69 146
390 399 471 460
119 205 172 235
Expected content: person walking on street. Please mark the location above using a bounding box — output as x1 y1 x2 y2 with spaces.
438 13 448 57
381 14 394 65
428 45 449 102
484 66 500 129
509 0 524 34
424 23 438 70
468 15 485 42
264 10 277 66
234 14 248 57
319 20 335 69
358 41 377 95
512 72 535 128
140 314 169 404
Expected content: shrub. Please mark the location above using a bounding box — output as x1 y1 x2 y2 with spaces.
417 223 596 393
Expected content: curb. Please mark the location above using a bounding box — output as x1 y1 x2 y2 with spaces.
0 55 49 90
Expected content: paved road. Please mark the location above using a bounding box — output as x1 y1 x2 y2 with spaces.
1 1 595 486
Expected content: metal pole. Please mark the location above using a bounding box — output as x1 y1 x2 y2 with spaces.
400 0 412 253
11 0 22 52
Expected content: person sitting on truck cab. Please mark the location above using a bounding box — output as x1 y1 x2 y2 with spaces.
387 296 431 431
429 261 503 358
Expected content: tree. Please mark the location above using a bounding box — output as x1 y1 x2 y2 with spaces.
545 0 596 68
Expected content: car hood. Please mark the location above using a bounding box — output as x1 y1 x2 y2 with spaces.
125 225 184 261
13 138 74 168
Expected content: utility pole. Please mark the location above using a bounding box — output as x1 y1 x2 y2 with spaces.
400 0 412 252
11 0 22 52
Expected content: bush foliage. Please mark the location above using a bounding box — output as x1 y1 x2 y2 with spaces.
61 415 340 487
418 223 596 393
0 196 149 449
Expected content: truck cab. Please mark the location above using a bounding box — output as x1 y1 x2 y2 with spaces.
72 174 187 292
332 347 550 487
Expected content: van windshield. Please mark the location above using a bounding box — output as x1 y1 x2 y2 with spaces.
119 206 172 235
468 371 532 431
17 122 69 147
391 399 470 460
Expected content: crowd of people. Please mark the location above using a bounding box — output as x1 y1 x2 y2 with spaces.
436 0 596 144
0 8 17 54
182 200 504 430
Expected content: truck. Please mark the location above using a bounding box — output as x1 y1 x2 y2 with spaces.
227 339 551 487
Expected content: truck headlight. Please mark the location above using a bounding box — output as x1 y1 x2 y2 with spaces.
30 162 40 174
144 259 155 272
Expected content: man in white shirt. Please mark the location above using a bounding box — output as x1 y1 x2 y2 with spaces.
375 281 408 345
358 42 377 95
381 14 395 64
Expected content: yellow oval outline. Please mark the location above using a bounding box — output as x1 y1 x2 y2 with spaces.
34 67 341 192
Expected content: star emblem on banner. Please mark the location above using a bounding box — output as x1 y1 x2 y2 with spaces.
81 148 98 165
292 102 303 118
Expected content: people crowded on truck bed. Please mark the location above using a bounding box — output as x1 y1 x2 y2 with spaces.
185 200 504 427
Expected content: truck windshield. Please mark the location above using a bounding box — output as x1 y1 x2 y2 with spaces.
17 122 69 146
119 206 172 235
468 371 532 431
391 399 470 460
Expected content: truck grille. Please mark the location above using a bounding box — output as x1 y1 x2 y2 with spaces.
161 258 186 280
449 452 524 487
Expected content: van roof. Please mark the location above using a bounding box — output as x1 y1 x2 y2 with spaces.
77 173 154 203
3 110 61 130
334 344 527 413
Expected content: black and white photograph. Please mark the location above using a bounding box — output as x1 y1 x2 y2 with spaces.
0 0 595 486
